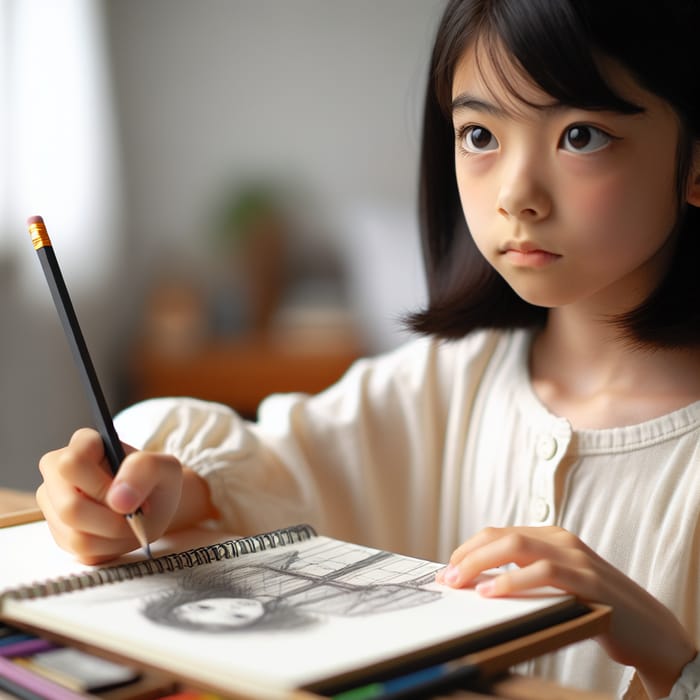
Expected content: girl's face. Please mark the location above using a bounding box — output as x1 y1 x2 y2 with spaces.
174 597 265 628
451 43 682 314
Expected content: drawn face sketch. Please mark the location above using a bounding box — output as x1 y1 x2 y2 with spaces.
173 597 265 628
141 572 315 633
142 546 442 633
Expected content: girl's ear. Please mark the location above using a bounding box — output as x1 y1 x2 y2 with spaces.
687 141 700 207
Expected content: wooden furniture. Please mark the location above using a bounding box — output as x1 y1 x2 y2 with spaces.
0 491 613 700
0 489 38 527
127 332 363 417
0 488 36 513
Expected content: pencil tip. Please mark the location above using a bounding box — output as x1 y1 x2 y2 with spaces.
126 510 152 559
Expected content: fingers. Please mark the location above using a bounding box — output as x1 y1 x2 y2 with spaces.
39 428 114 506
106 451 184 548
435 526 699 691
106 450 182 516
38 429 125 539
471 557 597 598
37 428 184 563
436 526 601 598
37 483 139 565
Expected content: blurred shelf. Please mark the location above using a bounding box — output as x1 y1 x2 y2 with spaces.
127 332 363 417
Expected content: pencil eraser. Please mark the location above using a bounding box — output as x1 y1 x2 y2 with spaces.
27 215 45 226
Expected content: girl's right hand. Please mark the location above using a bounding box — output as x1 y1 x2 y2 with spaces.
36 428 186 564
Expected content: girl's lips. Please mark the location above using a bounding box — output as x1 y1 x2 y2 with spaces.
501 247 561 268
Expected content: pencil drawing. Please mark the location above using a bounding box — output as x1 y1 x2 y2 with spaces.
141 541 442 633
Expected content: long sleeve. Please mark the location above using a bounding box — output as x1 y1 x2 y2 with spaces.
666 654 700 700
114 334 486 558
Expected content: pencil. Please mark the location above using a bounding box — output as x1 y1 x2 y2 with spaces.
331 658 479 699
26 215 151 558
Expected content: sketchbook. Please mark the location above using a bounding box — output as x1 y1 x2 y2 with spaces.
0 520 586 699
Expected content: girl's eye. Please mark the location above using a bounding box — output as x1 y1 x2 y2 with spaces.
560 125 612 153
459 125 498 153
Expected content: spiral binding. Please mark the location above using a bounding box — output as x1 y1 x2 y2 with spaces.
3 524 317 602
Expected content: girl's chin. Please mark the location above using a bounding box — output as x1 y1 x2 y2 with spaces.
502 283 568 309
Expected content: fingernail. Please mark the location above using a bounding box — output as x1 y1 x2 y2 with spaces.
476 579 496 596
442 565 460 586
108 482 140 512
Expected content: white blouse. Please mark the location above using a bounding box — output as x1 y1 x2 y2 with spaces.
116 329 700 698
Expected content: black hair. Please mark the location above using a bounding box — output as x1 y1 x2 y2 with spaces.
407 0 700 347
140 567 315 633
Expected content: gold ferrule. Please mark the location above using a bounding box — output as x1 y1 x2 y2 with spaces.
28 220 52 250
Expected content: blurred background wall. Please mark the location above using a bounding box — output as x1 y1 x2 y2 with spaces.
0 0 445 491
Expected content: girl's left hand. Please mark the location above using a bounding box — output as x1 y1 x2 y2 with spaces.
436 526 697 699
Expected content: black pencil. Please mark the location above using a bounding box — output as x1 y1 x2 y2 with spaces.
26 215 150 557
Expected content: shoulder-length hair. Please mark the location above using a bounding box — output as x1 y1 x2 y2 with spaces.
407 0 700 347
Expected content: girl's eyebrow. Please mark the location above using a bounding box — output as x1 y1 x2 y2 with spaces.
451 92 563 117
452 94 503 115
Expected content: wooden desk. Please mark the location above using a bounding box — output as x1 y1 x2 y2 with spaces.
0 493 613 700
451 675 614 699
0 489 38 527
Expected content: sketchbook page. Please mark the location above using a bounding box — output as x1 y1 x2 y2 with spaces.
0 520 235 592
0 521 93 589
2 535 573 696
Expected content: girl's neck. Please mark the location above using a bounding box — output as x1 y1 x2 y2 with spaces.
529 310 700 429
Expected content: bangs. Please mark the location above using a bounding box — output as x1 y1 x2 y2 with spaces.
435 0 644 118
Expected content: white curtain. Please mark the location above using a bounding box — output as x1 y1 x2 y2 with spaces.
0 0 124 492
0 0 122 301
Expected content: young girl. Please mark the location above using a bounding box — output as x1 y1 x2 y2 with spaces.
36 0 699 697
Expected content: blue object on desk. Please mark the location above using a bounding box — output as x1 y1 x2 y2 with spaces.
0 632 34 646
332 659 479 699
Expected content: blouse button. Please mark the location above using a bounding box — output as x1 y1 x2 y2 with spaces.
532 498 551 522
536 434 557 460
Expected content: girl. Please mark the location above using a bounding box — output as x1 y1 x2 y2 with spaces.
36 0 699 697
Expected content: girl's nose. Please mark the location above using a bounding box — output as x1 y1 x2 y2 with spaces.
496 157 552 221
